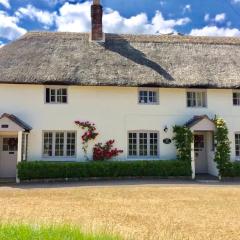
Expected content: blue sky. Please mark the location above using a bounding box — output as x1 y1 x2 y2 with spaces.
1 0 240 46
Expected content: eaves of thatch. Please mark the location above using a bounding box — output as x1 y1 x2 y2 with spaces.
0 32 240 89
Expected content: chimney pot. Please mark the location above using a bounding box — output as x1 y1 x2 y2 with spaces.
90 0 105 42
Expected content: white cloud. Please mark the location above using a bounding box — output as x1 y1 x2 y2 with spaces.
0 0 10 9
16 4 56 26
204 13 210 22
56 2 190 35
190 26 240 37
214 13 226 23
232 0 240 3
0 40 4 47
183 4 191 14
0 10 26 40
56 2 91 32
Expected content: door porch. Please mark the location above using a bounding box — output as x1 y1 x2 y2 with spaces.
0 113 31 182
186 115 218 179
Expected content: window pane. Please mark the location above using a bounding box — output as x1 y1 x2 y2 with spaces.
150 133 158 156
46 88 50 103
139 90 157 104
55 132 64 156
43 132 53 156
67 132 76 156
128 133 137 156
47 88 67 104
236 134 240 156
187 91 206 107
139 133 148 156
139 91 148 103
233 92 240 106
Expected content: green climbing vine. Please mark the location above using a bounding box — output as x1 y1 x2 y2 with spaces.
172 125 193 162
214 117 231 178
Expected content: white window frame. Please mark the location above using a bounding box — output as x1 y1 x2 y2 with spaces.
42 131 77 159
233 90 240 106
127 131 159 159
235 132 240 160
45 86 68 104
186 89 207 108
138 88 159 105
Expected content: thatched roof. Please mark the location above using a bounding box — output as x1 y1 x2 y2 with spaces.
0 32 240 88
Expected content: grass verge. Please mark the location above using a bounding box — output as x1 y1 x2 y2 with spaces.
0 224 120 240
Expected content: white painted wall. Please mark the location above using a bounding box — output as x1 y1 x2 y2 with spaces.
0 84 239 163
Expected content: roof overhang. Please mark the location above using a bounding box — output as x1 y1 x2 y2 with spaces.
186 115 215 131
0 113 32 132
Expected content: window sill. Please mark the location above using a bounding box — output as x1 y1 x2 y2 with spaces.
42 157 77 161
138 103 159 105
127 157 160 161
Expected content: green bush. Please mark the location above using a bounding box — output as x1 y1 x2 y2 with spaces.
17 160 191 181
222 162 240 177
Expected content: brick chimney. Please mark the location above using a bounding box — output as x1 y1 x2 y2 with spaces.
90 0 105 42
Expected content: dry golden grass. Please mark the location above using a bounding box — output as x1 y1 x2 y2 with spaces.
0 183 240 240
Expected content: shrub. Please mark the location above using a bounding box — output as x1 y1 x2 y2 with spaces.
93 140 123 161
172 125 193 162
17 160 191 181
222 162 240 177
214 117 231 177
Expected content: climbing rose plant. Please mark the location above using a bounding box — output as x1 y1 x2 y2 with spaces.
214 117 231 178
172 125 193 162
93 140 123 161
75 121 98 159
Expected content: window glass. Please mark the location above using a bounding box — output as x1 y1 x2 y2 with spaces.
2 138 18 152
187 91 206 107
139 89 158 104
233 92 240 106
43 132 76 158
43 132 53 157
235 134 240 157
45 87 67 104
128 132 159 157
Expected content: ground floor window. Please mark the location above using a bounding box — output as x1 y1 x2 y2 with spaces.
43 131 76 158
128 131 159 158
235 133 240 157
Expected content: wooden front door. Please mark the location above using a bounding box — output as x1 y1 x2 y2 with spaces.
194 133 208 173
0 137 18 178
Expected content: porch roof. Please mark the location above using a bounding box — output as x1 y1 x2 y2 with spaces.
0 113 32 132
185 115 215 131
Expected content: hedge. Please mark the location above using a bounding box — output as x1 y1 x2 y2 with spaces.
222 162 240 177
17 160 191 181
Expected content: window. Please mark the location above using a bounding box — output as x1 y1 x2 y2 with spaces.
2 138 18 151
187 91 207 107
43 131 76 158
233 92 240 106
235 134 240 157
138 88 158 104
45 87 68 104
128 132 159 158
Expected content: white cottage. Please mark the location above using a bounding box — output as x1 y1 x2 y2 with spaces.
0 0 240 180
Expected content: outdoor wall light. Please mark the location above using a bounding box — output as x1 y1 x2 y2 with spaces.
164 125 168 133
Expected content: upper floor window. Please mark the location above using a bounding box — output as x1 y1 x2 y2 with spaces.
233 91 240 106
43 131 76 158
45 87 68 104
187 90 207 108
138 88 159 104
128 131 159 158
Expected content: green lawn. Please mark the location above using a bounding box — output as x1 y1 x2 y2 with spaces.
0 224 120 240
